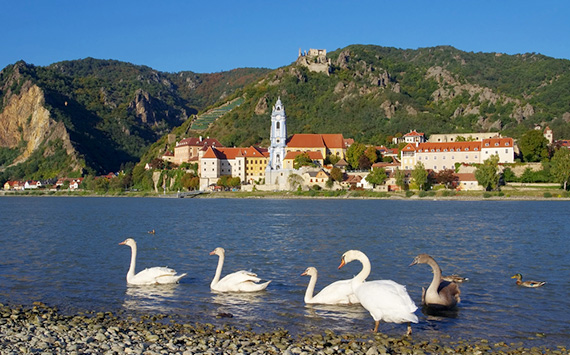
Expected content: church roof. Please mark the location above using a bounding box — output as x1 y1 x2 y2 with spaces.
286 134 345 149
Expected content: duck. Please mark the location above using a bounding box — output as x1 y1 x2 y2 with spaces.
338 250 418 335
148 229 155 235
119 238 186 285
511 273 546 288
409 254 461 309
209 247 271 292
301 266 359 305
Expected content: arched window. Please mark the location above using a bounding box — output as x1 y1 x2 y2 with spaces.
276 122 280 129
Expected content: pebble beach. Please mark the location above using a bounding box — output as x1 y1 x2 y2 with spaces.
1 303 566 355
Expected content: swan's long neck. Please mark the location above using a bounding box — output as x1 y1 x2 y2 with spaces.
304 273 318 303
211 253 224 288
426 257 442 294
126 244 137 282
351 251 371 291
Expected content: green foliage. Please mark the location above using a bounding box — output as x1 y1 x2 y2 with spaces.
365 167 387 187
550 148 570 189
518 130 550 162
346 142 367 169
411 162 428 190
475 155 500 191
395 168 407 190
330 167 343 182
293 153 317 169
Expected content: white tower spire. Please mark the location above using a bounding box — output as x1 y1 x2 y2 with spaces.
266 97 287 171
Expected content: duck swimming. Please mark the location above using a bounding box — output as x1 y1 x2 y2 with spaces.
511 273 546 288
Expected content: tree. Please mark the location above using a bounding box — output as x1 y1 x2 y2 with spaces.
502 167 518 182
358 154 371 170
412 162 428 190
551 148 570 190
329 167 343 182
346 142 366 169
364 146 379 165
181 173 200 190
293 153 316 169
326 154 340 166
435 169 456 189
475 154 500 191
395 168 407 190
518 130 549 162
365 167 387 188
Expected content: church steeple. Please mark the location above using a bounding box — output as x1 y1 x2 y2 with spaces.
267 97 287 171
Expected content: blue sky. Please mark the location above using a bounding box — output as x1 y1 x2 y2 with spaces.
2 1 569 73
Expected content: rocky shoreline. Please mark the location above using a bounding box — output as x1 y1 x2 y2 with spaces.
0 303 565 355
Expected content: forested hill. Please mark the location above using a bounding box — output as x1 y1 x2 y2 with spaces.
2 45 570 183
197 45 570 149
0 58 270 180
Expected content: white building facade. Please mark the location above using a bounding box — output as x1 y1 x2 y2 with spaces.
401 138 514 172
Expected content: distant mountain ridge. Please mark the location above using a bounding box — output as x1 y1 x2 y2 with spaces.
0 58 270 180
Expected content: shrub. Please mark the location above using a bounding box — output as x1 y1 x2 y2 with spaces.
405 191 415 198
483 192 492 198
543 192 552 198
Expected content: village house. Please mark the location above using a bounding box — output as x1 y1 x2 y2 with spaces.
392 130 426 145
199 146 269 189
400 138 514 172
163 136 222 165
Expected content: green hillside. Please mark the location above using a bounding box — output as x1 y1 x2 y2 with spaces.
200 45 570 148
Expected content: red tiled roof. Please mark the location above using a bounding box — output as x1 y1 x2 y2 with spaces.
284 151 324 160
286 134 345 149
481 137 513 148
177 137 222 148
403 130 425 137
202 146 270 160
415 141 481 152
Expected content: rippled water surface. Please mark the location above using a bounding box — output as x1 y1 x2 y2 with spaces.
0 197 568 346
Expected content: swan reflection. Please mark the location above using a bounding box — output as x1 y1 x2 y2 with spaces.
304 303 367 321
210 292 266 320
122 284 179 312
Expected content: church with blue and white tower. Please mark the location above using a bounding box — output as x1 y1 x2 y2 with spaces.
265 98 291 187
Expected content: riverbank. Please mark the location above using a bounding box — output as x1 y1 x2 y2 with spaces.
2 185 570 201
0 303 565 355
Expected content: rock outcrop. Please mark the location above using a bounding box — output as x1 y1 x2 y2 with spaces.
0 80 80 169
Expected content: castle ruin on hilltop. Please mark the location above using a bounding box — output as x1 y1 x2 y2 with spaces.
296 48 331 75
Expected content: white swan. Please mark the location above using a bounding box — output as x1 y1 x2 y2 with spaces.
339 250 418 335
301 267 359 305
119 238 187 285
210 247 271 292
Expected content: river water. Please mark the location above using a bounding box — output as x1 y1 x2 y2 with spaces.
0 197 568 347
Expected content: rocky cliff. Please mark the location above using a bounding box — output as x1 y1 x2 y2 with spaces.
0 69 83 172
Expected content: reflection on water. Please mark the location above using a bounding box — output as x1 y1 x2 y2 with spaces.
123 284 179 313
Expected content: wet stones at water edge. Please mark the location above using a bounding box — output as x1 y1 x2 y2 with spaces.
1 303 565 354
